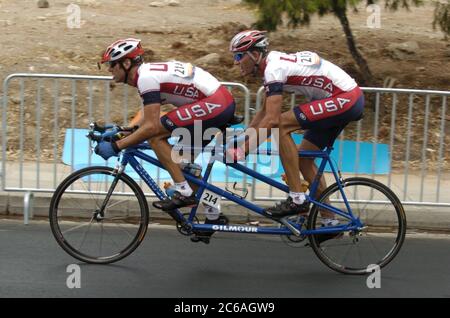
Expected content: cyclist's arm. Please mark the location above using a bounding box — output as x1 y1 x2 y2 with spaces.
129 108 144 127
244 94 282 154
248 94 266 129
115 103 161 150
248 77 284 133
257 94 282 128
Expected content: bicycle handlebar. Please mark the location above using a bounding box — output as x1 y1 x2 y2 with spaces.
85 121 251 159
87 122 139 143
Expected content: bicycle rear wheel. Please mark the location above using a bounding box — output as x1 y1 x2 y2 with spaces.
49 166 149 264
308 177 406 275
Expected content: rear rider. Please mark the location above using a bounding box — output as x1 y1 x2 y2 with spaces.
229 30 364 236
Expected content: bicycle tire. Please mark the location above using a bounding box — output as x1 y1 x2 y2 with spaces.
307 177 406 275
49 166 149 264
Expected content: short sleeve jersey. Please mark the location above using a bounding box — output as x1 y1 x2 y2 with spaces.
136 61 221 106
263 51 357 101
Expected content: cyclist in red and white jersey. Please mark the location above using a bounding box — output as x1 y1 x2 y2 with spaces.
229 30 364 221
96 38 234 233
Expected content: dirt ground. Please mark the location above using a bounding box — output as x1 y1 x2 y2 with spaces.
0 0 448 87
0 0 449 170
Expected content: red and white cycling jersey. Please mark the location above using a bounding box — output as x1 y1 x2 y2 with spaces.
135 61 221 106
263 51 357 101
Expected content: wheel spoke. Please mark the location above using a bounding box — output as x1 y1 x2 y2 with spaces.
105 199 129 210
78 220 94 251
61 217 95 235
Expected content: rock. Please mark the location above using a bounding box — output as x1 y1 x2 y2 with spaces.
171 41 186 49
206 39 225 47
415 66 426 72
194 53 221 66
59 97 73 105
149 1 166 7
167 0 180 6
386 41 420 60
37 16 47 21
1 20 13 27
68 65 81 70
394 134 403 143
135 29 156 34
76 0 99 7
378 126 390 139
37 0 49 8
10 97 21 105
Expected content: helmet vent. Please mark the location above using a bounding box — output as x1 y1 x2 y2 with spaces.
238 40 251 48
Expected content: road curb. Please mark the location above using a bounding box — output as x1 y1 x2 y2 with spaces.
0 192 449 230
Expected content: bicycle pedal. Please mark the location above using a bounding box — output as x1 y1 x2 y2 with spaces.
190 236 210 244
152 200 168 210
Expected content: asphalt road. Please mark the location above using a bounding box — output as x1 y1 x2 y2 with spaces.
0 220 449 298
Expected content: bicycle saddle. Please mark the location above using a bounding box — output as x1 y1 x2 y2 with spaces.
226 114 244 127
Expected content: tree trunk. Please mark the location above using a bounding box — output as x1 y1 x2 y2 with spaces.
333 3 374 86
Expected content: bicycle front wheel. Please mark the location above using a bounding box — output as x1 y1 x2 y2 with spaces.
308 177 406 275
49 166 149 264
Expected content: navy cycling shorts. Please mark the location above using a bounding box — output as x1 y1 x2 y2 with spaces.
293 86 365 150
160 86 236 150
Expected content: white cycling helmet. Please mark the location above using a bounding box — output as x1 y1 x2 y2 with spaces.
101 38 144 64
229 30 268 53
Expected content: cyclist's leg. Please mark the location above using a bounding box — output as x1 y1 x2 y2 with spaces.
294 87 364 218
151 128 201 196
300 91 364 220
263 110 311 218
148 128 185 183
298 134 339 219
278 110 304 193
148 125 201 211
298 130 346 242
159 87 234 243
156 86 235 211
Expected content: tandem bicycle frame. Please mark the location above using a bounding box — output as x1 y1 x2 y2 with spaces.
114 144 364 237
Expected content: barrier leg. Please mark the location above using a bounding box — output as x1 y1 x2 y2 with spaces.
24 192 34 225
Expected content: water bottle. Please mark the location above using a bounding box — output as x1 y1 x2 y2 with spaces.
180 162 202 177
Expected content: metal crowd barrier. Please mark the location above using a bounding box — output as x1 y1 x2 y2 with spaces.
1 74 250 206
1 73 449 221
253 86 449 207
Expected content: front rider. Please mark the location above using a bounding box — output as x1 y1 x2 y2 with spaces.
95 38 235 242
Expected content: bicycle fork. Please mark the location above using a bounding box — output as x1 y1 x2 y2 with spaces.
94 163 125 221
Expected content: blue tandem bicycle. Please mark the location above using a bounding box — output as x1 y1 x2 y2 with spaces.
49 117 406 275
